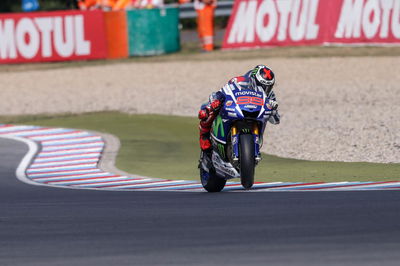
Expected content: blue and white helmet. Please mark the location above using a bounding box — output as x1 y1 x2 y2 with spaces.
250 65 275 95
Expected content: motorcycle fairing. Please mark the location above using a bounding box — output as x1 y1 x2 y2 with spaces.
211 85 269 160
212 151 240 179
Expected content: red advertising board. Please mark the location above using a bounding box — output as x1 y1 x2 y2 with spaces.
223 0 400 49
0 10 107 63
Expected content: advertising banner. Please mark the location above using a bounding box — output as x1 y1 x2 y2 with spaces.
223 0 400 49
0 10 107 63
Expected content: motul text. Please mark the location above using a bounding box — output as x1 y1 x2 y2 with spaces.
0 11 107 63
226 0 320 44
335 0 400 40
223 0 400 49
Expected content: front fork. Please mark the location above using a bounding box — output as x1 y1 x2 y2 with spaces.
231 122 262 164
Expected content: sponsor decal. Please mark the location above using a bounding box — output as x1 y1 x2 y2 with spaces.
212 152 239 178
223 0 400 49
232 135 238 145
334 0 400 40
225 107 236 112
235 90 263 97
225 100 233 106
244 104 258 109
217 143 226 159
213 115 225 138
241 128 251 134
227 112 238 118
0 10 107 63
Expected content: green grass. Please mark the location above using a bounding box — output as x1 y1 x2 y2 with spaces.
2 112 399 183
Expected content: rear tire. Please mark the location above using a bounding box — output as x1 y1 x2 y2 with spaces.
200 168 226 192
239 134 255 189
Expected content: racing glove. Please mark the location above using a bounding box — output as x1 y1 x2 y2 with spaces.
267 100 279 110
209 99 222 112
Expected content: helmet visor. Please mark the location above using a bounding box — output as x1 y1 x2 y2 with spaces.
255 79 273 93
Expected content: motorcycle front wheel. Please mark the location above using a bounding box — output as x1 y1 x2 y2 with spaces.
239 134 255 189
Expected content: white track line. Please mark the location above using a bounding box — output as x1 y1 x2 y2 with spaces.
1 135 42 187
1 124 399 193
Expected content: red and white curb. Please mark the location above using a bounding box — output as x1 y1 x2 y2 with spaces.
1 124 399 192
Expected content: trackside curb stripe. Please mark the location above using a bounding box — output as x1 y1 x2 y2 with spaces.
1 124 399 193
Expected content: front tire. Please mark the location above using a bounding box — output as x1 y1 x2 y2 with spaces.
239 134 255 189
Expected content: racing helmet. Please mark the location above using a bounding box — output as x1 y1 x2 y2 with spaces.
250 65 275 95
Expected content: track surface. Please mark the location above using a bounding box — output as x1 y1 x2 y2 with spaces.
1 138 400 266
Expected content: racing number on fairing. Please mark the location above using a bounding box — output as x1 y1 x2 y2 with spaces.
236 96 264 106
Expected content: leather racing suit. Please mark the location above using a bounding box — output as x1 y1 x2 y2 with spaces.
198 70 280 151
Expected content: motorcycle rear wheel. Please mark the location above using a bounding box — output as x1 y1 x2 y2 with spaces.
200 168 226 192
239 134 255 189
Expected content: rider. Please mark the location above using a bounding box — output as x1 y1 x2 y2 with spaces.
198 65 280 151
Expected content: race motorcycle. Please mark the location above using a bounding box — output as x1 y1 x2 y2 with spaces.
199 87 275 192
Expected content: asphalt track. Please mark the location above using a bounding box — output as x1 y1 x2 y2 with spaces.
1 138 400 266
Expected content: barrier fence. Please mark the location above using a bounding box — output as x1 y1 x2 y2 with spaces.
0 8 180 63
223 0 400 49
0 10 108 63
1 0 400 64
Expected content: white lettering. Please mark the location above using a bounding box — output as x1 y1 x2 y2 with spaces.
256 0 278 42
235 91 262 97
0 15 92 61
0 19 17 59
54 16 74 57
228 0 257 43
379 0 393 38
392 0 400 38
34 17 53 58
335 0 364 38
16 18 39 59
276 0 292 41
362 0 381 39
227 0 321 44
289 0 310 41
74 15 90 55
306 0 320 40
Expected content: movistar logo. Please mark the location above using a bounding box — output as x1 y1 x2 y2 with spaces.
235 91 262 97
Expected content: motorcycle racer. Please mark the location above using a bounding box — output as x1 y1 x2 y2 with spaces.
198 65 280 151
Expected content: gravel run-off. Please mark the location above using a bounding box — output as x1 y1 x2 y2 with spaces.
1 56 399 163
